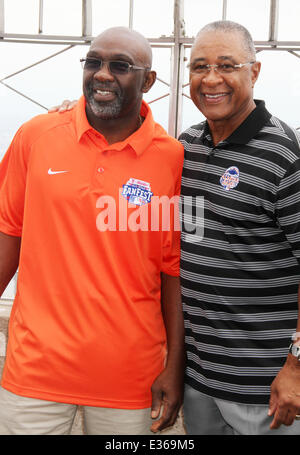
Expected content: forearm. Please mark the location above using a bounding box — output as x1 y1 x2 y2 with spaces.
284 284 300 369
0 231 21 297
268 282 300 428
160 273 186 372
293 284 300 339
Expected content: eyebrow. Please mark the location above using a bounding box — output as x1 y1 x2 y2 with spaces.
190 55 236 64
86 51 133 63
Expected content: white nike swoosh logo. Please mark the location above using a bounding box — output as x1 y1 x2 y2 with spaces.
48 168 69 175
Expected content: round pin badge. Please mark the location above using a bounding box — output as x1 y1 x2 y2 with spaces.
220 166 240 191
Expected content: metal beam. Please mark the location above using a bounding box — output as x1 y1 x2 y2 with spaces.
38 0 43 34
0 81 47 110
0 45 74 82
269 0 279 43
82 0 92 37
289 50 300 59
168 0 185 137
129 0 134 29
1 32 299 50
0 0 4 35
222 0 228 20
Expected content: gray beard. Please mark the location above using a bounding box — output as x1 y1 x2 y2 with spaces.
86 85 124 120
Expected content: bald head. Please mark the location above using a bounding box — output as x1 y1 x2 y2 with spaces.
82 26 156 127
91 27 153 69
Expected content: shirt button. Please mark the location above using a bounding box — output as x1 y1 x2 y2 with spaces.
97 167 104 173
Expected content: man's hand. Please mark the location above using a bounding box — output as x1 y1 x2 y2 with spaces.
48 100 77 113
268 354 300 429
150 365 183 433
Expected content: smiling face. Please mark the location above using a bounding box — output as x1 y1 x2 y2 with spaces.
189 30 261 132
83 28 155 122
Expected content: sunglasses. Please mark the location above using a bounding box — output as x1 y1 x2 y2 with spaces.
80 58 149 75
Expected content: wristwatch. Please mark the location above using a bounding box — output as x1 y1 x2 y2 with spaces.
288 342 300 361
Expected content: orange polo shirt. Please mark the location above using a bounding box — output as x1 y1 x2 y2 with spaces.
0 97 183 408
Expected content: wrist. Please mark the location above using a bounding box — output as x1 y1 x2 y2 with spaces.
283 335 300 369
291 332 300 346
286 352 300 371
286 341 300 370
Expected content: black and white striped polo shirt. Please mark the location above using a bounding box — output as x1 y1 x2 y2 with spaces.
179 100 300 404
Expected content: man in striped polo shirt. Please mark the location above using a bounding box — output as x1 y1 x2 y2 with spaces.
180 20 300 434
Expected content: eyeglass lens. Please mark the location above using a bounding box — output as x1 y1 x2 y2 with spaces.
83 58 131 74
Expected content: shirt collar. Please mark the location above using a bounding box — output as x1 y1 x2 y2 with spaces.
224 100 272 145
73 96 155 156
202 100 272 146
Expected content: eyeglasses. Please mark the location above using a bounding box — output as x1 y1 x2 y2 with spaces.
80 58 149 75
188 61 255 75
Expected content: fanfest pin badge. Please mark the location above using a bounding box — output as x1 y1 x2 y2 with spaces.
220 166 240 191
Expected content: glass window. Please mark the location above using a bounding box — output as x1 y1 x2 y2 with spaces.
278 0 300 41
226 0 270 41
132 0 174 37
42 0 82 35
92 0 130 35
184 0 223 37
254 50 300 128
4 0 39 34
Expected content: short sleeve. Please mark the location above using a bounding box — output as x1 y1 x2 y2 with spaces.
0 126 28 236
276 158 300 263
161 158 183 276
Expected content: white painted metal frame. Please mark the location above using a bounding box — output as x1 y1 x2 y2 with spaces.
0 0 299 136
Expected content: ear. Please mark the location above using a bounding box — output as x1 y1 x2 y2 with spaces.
142 70 156 93
251 61 261 87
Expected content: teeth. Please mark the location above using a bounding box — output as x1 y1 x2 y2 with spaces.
96 90 112 95
205 93 226 98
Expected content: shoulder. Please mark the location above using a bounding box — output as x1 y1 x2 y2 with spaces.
178 122 206 144
260 116 300 154
152 123 184 161
16 110 73 147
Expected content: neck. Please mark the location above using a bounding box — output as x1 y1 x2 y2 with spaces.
86 105 143 145
208 99 256 146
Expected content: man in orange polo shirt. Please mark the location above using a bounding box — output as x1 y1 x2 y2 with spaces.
0 27 185 435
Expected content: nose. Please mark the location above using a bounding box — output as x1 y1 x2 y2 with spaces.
202 67 224 85
94 62 115 81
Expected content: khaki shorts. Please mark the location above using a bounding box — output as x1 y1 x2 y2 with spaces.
0 387 154 435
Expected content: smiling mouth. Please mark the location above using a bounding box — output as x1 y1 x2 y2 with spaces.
93 88 118 102
201 93 229 104
204 93 228 99
96 89 114 96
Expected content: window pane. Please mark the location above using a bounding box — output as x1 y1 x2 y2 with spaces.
254 50 300 128
42 0 82 35
92 0 130 35
144 47 171 130
184 0 223 37
0 42 85 158
4 0 39 34
132 0 174 37
226 0 270 41
147 96 170 133
278 0 300 41
181 95 205 135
